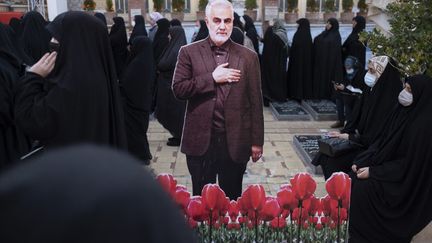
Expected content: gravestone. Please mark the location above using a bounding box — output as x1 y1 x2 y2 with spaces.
270 101 310 121
292 135 323 175
301 99 338 121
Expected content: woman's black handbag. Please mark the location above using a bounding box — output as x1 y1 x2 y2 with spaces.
318 138 360 157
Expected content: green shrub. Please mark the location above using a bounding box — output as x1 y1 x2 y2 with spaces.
342 0 353 12
245 0 257 10
306 0 318 12
153 0 163 12
287 0 298 13
172 0 184 12
324 0 337 12
198 0 207 11
106 0 114 12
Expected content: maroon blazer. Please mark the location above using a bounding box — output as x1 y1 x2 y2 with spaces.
172 38 264 163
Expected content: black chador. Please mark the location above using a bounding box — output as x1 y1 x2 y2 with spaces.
120 36 155 164
261 20 290 102
20 11 51 64
15 11 127 149
155 26 187 145
287 18 313 100
312 18 343 99
129 15 148 45
0 24 30 169
109 17 129 79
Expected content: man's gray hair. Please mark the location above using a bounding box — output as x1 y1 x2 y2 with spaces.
205 0 234 18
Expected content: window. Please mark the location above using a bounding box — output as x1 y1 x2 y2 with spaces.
115 0 128 13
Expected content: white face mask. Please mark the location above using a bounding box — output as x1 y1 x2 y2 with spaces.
194 26 200 33
364 72 377 87
398 89 413 106
346 68 354 74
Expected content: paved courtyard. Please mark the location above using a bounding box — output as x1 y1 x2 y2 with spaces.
148 106 336 197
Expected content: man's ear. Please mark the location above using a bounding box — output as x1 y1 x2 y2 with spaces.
205 16 209 25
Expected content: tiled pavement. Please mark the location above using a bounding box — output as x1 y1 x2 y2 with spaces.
147 107 432 241
148 107 333 197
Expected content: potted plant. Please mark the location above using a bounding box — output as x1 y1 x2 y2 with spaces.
104 0 116 25
306 0 319 23
323 0 337 22
83 0 96 11
357 0 368 18
244 0 257 21
341 0 353 23
284 0 298 23
153 0 163 12
171 0 185 21
196 0 207 20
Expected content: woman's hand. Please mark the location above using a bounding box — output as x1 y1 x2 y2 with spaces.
357 167 370 179
328 131 349 140
29 52 57 78
352 164 358 173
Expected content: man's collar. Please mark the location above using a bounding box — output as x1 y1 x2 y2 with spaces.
207 37 232 51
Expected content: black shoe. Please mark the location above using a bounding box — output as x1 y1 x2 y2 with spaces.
167 138 181 146
168 137 175 142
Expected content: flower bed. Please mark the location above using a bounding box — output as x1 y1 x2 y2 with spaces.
157 172 351 242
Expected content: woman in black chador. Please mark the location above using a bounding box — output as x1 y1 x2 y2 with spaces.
349 74 432 243
155 26 186 146
129 15 148 45
153 18 171 62
0 24 30 169
312 56 402 179
109 17 129 79
120 36 155 165
0 145 197 243
243 15 260 54
342 16 366 68
15 11 127 149
192 20 208 42
287 18 313 100
312 18 343 99
261 20 290 103
20 11 51 64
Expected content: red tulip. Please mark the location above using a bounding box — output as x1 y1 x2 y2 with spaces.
238 216 245 224
227 222 241 230
270 217 287 229
156 173 177 195
315 223 323 230
310 196 323 215
280 183 292 190
277 187 298 211
326 172 351 202
218 196 230 216
302 221 309 229
187 196 207 222
201 184 223 211
176 184 187 191
237 196 248 215
213 221 221 229
228 200 240 221
322 195 338 216
243 184 266 211
321 216 329 225
174 186 191 212
259 196 281 221
311 216 319 225
331 207 348 224
290 173 317 201
281 209 290 218
291 207 308 222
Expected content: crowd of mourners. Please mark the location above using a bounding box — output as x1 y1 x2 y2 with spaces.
0 8 431 243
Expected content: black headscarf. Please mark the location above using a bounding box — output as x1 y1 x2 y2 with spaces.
0 145 197 243
129 15 148 45
109 17 129 79
193 20 208 42
94 12 107 26
350 74 432 243
153 18 170 62
243 14 259 54
233 12 244 31
287 18 313 99
20 11 51 63
3 22 32 65
170 18 182 27
343 15 366 67
15 11 127 149
158 26 186 78
312 18 343 99
8 17 22 37
121 37 155 161
230 26 244 45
